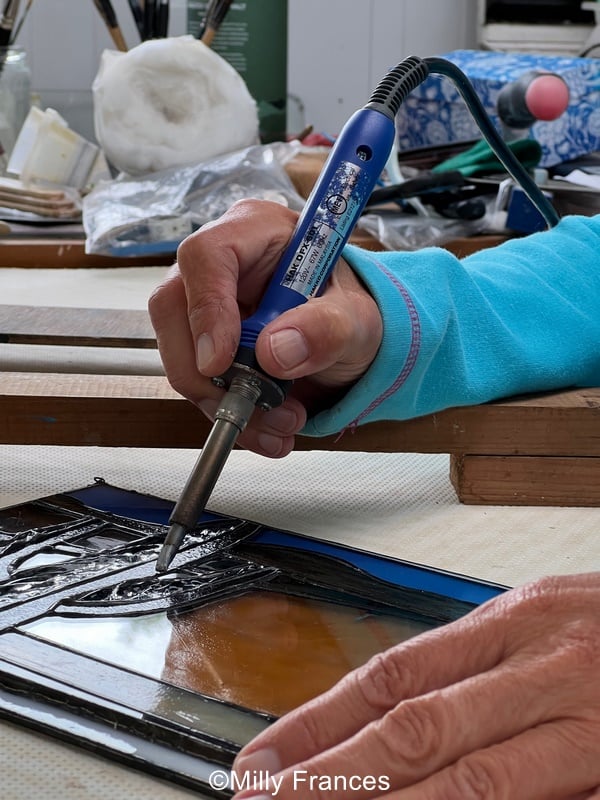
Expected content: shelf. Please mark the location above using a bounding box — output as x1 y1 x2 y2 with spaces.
480 21 594 54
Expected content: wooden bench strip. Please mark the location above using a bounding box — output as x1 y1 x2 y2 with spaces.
450 454 600 507
0 374 598 454
0 305 156 348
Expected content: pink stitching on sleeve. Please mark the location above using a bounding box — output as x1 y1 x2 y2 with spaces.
343 260 421 434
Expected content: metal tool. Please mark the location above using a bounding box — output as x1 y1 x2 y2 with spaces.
155 56 431 572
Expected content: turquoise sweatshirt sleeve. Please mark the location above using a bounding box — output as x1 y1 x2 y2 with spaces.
302 214 600 437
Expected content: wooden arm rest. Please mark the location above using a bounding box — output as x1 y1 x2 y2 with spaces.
2 301 598 507
1 372 597 454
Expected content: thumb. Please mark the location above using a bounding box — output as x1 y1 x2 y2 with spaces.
255 271 382 390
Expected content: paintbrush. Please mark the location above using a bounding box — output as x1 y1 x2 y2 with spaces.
8 0 31 43
142 0 155 39
198 0 233 47
127 0 144 39
155 0 169 38
0 0 20 47
92 0 127 51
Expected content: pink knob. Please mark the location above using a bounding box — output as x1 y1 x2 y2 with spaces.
525 74 570 121
497 71 570 129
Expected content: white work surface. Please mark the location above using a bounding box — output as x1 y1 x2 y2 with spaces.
0 268 598 800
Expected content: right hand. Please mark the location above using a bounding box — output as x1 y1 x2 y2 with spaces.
148 199 383 458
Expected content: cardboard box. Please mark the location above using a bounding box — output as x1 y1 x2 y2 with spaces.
395 49 600 167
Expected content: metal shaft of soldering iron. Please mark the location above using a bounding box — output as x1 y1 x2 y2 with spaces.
156 56 432 574
156 379 260 572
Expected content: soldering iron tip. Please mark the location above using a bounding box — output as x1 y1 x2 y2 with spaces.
155 547 172 573
155 522 188 573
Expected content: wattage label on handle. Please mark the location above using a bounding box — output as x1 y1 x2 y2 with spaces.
281 161 370 298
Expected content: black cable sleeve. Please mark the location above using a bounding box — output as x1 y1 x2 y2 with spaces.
366 56 431 120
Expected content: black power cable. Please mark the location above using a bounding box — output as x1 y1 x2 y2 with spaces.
367 55 560 229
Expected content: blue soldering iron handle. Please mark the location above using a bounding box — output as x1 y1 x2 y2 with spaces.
238 106 397 351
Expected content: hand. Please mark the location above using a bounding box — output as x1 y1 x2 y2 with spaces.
148 199 383 457
232 572 600 800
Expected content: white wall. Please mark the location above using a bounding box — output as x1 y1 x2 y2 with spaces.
288 0 478 135
14 0 478 141
14 0 188 140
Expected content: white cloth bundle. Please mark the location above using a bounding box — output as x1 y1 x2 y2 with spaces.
93 36 259 176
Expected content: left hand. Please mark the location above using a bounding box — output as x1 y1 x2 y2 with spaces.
231 572 600 800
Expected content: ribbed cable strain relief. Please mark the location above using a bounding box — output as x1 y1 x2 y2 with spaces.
365 56 430 119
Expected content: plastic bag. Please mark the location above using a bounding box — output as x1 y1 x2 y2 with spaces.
357 208 490 251
82 141 305 257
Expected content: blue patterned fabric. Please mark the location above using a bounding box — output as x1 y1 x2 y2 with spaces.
395 50 600 167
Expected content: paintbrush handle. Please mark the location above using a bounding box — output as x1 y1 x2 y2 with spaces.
201 26 216 47
142 0 155 39
127 0 143 37
108 23 127 51
156 0 169 38
93 0 127 50
0 0 20 46
199 0 232 46
10 0 34 43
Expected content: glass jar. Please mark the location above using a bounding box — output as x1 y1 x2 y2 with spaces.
0 46 31 168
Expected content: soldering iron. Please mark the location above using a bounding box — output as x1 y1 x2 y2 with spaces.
155 55 559 573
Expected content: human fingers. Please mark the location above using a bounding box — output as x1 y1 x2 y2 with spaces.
149 200 307 455
233 574 600 792
149 260 306 461
391 717 600 800
150 199 379 454
254 261 383 412
233 623 599 800
176 199 299 378
233 610 505 778
148 262 210 399
148 261 305 457
197 393 307 459
150 199 298 386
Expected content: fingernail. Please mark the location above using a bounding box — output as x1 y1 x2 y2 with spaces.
196 333 215 371
233 747 281 778
269 328 309 370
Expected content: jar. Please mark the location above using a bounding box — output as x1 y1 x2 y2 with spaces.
0 46 31 168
